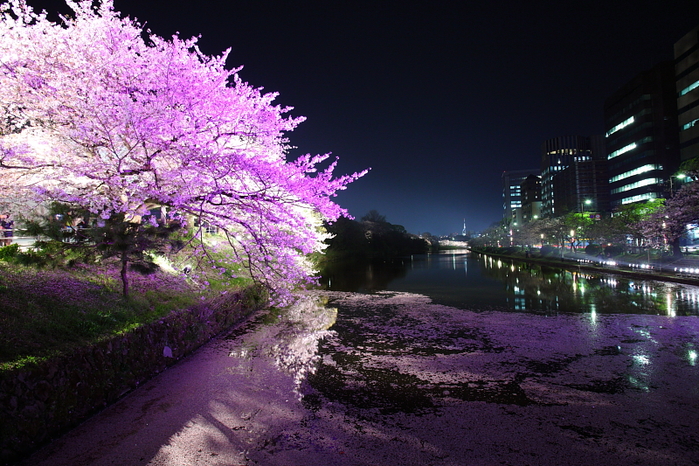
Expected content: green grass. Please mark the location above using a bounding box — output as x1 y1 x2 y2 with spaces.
0 258 250 372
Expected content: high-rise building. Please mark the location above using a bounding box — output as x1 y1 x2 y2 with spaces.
604 61 680 208
502 169 539 225
675 24 699 165
553 156 610 215
540 136 606 217
520 175 541 224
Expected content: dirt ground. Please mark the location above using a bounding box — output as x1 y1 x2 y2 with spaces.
22 291 699 466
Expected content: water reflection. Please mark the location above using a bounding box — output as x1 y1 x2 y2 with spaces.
227 296 337 398
320 250 699 315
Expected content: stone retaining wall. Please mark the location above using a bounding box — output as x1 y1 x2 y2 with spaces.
0 286 267 465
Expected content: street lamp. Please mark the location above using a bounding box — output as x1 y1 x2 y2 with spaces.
669 173 687 196
579 198 592 214
570 229 575 251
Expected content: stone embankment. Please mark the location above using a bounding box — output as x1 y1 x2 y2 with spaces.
0 286 267 465
469 248 699 286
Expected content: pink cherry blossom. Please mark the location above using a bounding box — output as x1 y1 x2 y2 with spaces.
0 0 367 304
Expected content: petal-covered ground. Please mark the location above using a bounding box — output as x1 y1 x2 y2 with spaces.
25 291 699 466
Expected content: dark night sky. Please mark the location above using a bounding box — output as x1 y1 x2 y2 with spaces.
19 0 699 234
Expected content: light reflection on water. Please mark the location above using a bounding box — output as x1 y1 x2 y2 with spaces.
227 297 337 399
320 250 699 315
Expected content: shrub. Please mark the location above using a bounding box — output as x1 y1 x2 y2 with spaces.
604 245 624 257
585 244 603 256
0 243 19 260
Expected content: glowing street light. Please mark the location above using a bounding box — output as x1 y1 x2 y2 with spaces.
580 198 593 213
669 173 687 196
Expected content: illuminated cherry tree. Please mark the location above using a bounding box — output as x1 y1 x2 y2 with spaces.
0 0 366 302
637 181 699 257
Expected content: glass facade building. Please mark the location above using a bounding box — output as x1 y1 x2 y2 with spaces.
675 25 699 164
540 136 606 217
502 169 539 224
603 61 680 208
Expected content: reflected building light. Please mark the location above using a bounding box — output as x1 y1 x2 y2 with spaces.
633 354 650 366
511 264 515 272
628 375 650 392
588 305 598 330
688 350 697 366
666 291 676 317
497 259 502 268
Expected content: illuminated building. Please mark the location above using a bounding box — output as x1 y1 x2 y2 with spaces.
502 169 539 225
540 135 606 217
675 24 699 164
520 175 541 224
604 61 680 208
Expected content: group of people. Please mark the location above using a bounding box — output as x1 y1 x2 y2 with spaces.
0 214 14 246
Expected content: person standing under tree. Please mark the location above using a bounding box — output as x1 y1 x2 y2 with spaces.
0 214 14 246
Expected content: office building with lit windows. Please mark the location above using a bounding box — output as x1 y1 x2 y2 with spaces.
675 24 699 164
603 61 680 208
540 135 605 217
520 175 542 224
552 155 609 216
502 169 539 225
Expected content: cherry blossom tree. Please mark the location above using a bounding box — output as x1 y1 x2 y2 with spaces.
637 182 699 257
0 0 366 303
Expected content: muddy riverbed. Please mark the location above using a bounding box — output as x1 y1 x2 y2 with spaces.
24 290 699 465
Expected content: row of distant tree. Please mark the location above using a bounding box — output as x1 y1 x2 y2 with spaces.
473 172 699 258
323 210 429 261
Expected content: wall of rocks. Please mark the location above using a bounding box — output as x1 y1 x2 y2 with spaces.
0 285 267 465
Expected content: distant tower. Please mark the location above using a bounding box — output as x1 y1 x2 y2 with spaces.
462 219 467 236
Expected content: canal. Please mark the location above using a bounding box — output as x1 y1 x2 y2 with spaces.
320 249 699 315
27 251 699 465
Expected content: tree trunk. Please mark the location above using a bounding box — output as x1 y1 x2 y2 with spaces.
121 251 129 297
671 238 683 259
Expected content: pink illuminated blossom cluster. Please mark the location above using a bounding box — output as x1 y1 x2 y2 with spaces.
637 180 699 256
0 0 366 303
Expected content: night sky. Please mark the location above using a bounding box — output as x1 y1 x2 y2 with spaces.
18 0 699 235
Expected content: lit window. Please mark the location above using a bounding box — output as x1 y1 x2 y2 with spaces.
683 118 699 130
608 142 637 159
610 164 662 182
621 193 658 204
680 79 699 96
611 178 662 194
606 116 635 137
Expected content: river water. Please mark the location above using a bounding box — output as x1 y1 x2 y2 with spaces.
320 249 699 315
27 252 699 465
